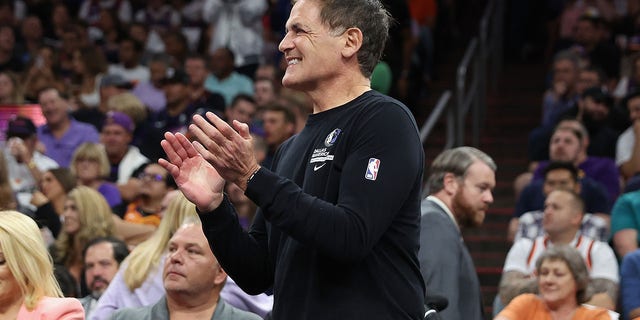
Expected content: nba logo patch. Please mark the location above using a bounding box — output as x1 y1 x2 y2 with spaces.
365 158 381 181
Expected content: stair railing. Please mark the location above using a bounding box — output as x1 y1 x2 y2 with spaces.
419 0 504 148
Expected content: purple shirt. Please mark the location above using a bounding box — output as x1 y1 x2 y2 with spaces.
98 182 122 208
132 81 166 113
533 157 621 202
37 119 100 168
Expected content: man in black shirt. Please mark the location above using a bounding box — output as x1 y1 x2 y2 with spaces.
159 0 425 319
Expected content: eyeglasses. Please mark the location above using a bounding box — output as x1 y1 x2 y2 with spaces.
137 172 165 182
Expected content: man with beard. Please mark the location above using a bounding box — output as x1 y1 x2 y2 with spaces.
498 189 619 311
418 146 496 320
80 237 130 317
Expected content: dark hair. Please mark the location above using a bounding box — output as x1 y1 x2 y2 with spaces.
137 163 177 189
543 161 579 183
48 168 77 193
622 90 640 111
264 103 296 125
120 37 144 54
230 93 256 109
82 236 130 265
53 264 78 297
581 86 612 109
580 65 607 83
311 0 390 77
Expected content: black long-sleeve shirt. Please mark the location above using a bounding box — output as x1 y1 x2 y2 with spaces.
200 90 425 319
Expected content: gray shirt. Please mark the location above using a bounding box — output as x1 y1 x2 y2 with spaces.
110 296 262 320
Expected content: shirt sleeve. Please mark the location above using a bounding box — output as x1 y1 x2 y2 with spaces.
589 241 620 283
503 239 534 274
611 195 639 236
497 294 541 319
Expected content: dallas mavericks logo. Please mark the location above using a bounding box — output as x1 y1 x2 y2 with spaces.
324 128 342 147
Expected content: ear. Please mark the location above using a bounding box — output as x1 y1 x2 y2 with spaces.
341 27 363 59
214 264 227 286
442 172 459 195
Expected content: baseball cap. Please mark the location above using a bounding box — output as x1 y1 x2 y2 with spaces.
6 115 36 138
161 69 190 86
100 74 134 89
104 111 135 133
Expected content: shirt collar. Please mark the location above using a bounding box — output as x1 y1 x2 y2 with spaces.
426 195 459 230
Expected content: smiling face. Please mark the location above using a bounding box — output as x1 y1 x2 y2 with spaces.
163 224 223 297
278 0 346 91
538 258 578 308
62 199 81 235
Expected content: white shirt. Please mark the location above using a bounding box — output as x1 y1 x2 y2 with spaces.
503 233 619 283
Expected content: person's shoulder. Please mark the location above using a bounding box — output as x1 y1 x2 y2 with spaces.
111 304 154 319
577 304 613 319
217 299 263 320
20 296 85 319
69 118 99 133
583 156 617 169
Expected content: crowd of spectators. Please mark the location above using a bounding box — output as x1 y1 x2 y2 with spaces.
502 2 640 319
0 0 443 319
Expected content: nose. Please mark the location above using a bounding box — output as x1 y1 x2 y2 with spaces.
278 31 293 53
169 248 184 264
483 190 494 204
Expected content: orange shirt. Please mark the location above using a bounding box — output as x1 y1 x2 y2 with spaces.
123 200 161 227
498 294 611 320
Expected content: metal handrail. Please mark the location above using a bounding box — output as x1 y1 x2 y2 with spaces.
419 90 453 150
419 0 504 149
456 38 480 147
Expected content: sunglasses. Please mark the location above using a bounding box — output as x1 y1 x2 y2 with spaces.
137 172 165 182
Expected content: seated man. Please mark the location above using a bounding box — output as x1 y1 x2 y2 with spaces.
499 189 619 311
512 161 609 242
115 163 176 226
110 218 261 320
3 115 58 214
531 120 620 202
80 237 130 317
611 189 640 258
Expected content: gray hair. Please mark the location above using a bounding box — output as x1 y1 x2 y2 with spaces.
535 245 591 304
426 147 496 194
307 0 390 78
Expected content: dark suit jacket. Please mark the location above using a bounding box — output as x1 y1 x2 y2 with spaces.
418 198 485 320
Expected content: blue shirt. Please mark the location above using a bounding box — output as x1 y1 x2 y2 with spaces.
37 118 100 168
204 72 254 106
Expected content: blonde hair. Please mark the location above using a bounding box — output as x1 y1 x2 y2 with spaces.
70 142 110 178
0 211 62 309
123 192 196 290
107 93 148 124
54 186 115 267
